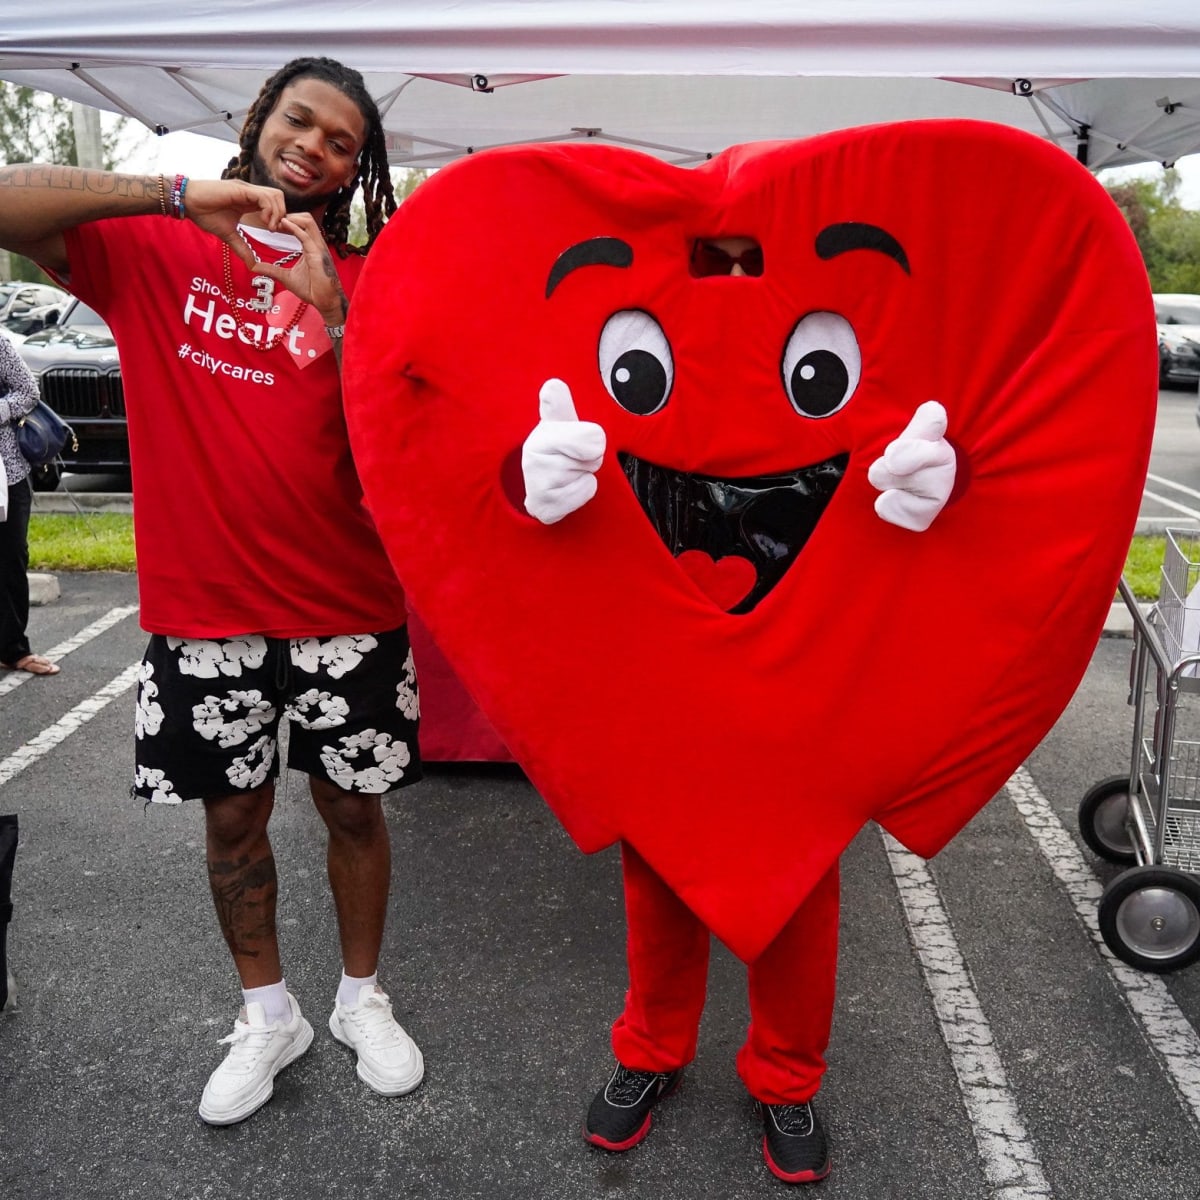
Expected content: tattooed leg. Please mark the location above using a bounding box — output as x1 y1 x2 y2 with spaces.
203 787 282 988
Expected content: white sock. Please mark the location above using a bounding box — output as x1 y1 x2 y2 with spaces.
242 980 291 1025
337 970 378 1009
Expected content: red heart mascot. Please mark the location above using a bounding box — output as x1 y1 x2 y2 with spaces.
344 121 1155 966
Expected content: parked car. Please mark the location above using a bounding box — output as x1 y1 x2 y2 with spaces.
1153 293 1200 388
16 297 127 490
0 281 70 341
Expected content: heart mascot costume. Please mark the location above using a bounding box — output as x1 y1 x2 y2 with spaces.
343 119 1157 1173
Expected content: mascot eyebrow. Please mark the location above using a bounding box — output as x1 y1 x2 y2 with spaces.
815 222 910 274
546 236 634 298
544 226 907 298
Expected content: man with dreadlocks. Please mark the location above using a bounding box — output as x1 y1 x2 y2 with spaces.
0 57 426 1125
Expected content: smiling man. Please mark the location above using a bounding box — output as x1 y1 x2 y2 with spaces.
0 57 426 1125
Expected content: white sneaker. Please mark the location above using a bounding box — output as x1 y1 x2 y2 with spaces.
198 993 314 1125
328 984 425 1096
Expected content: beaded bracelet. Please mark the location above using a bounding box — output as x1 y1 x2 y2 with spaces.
170 174 188 220
156 174 168 216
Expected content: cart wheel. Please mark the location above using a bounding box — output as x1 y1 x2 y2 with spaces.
1078 775 1139 864
1098 866 1200 973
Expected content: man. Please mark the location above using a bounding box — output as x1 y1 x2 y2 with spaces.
0 57 424 1125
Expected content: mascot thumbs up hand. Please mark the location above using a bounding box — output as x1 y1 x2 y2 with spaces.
522 378 607 524
868 400 956 532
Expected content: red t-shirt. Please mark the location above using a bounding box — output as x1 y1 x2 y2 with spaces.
60 217 407 638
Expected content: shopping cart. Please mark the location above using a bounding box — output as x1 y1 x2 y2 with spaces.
1079 526 1200 972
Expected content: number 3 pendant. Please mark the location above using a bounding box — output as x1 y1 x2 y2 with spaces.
246 275 276 313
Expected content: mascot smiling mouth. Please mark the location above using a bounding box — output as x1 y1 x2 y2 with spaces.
618 451 848 614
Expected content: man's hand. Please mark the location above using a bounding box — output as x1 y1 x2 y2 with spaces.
182 178 287 263
251 212 348 325
867 401 957 532
522 379 606 524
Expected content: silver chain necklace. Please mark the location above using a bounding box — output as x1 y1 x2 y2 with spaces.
236 229 303 313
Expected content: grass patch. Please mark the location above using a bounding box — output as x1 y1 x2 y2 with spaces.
1124 535 1166 601
15 514 1179 596
28 513 136 572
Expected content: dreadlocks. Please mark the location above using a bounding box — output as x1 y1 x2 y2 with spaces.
222 57 396 257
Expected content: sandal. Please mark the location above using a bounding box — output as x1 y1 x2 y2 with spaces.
1 654 60 676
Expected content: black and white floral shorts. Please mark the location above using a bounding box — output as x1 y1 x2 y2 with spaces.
133 626 422 805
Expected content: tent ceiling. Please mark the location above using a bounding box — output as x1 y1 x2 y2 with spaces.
3 3 1200 171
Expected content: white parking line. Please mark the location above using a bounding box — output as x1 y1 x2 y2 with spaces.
1005 766 1200 1128
0 662 140 787
1147 473 1200 504
1141 489 1200 521
0 604 139 697
882 830 1052 1198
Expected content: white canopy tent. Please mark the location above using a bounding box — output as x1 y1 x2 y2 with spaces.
2 2 1200 172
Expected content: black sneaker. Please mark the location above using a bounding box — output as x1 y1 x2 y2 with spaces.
583 1063 683 1151
761 1100 831 1184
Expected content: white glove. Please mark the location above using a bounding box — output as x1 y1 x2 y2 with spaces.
522 378 606 524
867 401 956 532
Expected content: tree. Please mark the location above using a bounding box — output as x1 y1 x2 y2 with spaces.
346 168 427 246
1106 171 1200 294
0 84 128 282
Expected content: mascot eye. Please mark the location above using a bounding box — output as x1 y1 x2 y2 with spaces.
781 312 861 418
598 309 674 415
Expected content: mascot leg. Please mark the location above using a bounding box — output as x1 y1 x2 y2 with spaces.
583 843 708 1152
738 861 839 1183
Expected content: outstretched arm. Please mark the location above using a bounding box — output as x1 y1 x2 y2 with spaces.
0 165 286 275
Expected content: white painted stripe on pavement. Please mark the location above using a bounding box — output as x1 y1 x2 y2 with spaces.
0 663 140 787
0 604 139 697
1141 490 1200 521
1147 473 1200 504
1005 766 1200 1127
882 830 1052 1199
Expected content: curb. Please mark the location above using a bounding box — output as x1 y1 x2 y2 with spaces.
28 573 60 606
1102 600 1143 639
31 492 132 514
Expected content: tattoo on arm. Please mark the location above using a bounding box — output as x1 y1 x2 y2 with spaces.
207 853 278 959
0 165 158 198
319 254 350 322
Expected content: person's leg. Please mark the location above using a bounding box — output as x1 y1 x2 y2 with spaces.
310 779 389 979
612 841 711 1071
132 633 312 1126
737 861 840 1184
203 785 283 988
0 476 34 668
584 842 710 1151
284 627 423 1096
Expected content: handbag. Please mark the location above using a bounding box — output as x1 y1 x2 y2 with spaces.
15 400 75 467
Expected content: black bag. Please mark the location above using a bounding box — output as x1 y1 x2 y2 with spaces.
0 813 15 1012
15 400 75 466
